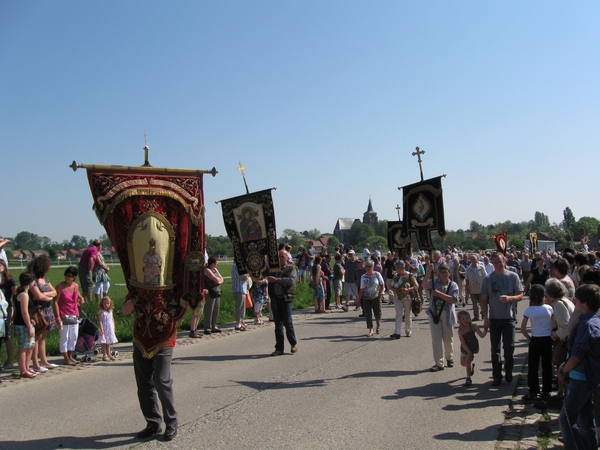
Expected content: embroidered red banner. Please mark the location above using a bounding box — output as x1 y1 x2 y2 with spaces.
83 168 209 357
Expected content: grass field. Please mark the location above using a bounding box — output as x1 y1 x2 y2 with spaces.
2 262 314 362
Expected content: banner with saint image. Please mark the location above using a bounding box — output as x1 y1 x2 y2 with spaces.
220 189 278 279
83 167 208 357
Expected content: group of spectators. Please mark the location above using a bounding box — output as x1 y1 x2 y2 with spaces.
0 240 113 382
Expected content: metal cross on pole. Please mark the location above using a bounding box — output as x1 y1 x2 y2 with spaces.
237 161 249 194
396 204 401 220
412 146 425 181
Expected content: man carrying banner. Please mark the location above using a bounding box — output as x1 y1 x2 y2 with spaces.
122 296 178 441
267 249 298 356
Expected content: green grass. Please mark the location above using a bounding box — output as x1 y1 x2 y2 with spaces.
2 263 314 361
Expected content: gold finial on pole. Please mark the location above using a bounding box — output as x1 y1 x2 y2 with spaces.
237 161 249 194
143 130 151 167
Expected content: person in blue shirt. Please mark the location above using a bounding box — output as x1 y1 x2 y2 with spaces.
558 283 600 450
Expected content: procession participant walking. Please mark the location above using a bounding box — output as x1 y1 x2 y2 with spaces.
481 252 524 386
356 259 385 337
422 263 458 372
267 250 298 356
390 260 418 339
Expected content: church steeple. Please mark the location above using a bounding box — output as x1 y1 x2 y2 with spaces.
363 197 378 228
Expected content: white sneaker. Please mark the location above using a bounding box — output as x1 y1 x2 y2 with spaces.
406 331 412 337
34 366 48 373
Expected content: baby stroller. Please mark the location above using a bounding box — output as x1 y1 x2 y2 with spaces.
73 309 100 362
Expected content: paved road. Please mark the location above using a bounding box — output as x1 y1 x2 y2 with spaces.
0 302 528 450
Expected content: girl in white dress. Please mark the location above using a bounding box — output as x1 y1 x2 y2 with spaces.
97 296 118 361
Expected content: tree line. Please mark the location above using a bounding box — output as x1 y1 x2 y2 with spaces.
6 206 598 259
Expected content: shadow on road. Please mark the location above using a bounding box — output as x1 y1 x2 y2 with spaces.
0 432 138 450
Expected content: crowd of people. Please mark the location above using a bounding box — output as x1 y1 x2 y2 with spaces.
301 243 600 450
4 236 600 448
0 239 116 383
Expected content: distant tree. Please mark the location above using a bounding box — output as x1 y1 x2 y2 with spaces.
47 248 58 259
534 211 550 231
288 235 305 252
374 220 388 238
13 231 42 250
327 235 340 254
366 236 387 253
99 234 113 249
69 235 88 249
469 221 484 233
562 207 576 233
348 222 374 248
304 229 322 240
282 229 301 237
572 217 600 241
205 235 233 257
508 236 524 249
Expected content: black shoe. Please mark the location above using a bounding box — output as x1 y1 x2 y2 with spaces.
164 424 178 441
447 360 454 368
211 328 222 333
137 424 161 439
203 329 211 335
358 314 365 318
492 378 502 387
389 334 401 339
505 372 513 382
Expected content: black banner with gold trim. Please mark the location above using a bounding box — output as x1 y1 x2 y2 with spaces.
400 176 446 254
220 189 278 279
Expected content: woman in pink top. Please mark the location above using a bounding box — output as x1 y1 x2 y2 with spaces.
53 266 84 365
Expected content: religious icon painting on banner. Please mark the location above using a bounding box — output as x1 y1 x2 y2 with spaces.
235 203 266 242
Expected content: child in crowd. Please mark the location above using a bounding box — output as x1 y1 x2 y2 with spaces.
251 278 268 325
457 310 487 386
520 284 554 401
97 296 118 362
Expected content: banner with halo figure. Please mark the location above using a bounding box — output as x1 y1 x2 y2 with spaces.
220 189 278 280
71 155 217 358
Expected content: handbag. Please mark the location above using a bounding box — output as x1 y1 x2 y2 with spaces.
552 339 568 365
62 315 79 325
411 297 422 316
31 305 49 332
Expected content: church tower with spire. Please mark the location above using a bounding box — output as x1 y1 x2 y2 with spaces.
362 198 378 229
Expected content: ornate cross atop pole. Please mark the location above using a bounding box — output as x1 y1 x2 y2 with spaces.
412 146 425 181
237 161 249 194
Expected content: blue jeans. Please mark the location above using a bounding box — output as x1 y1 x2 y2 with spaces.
559 379 598 450
272 297 297 352
489 318 516 381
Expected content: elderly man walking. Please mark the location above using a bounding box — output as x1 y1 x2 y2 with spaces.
267 250 298 356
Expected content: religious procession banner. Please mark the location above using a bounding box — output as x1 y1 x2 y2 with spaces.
399 176 446 254
387 220 412 259
73 161 216 357
529 232 538 254
220 189 278 280
493 231 508 255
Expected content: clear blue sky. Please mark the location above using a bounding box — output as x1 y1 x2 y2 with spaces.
1 1 598 244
